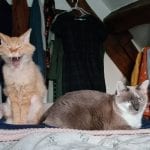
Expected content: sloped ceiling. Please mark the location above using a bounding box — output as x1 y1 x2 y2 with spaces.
102 0 138 11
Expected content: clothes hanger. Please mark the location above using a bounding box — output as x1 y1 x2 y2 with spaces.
70 0 90 17
70 0 90 20
52 0 90 24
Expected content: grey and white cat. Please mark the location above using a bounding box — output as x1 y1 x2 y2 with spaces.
40 80 149 130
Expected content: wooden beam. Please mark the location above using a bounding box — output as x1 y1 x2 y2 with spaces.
103 0 150 33
104 33 137 81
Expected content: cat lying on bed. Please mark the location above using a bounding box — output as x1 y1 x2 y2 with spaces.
0 29 47 124
40 80 149 130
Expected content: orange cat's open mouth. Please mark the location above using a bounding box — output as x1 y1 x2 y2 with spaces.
10 57 21 67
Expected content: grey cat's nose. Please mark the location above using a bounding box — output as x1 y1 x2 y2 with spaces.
131 100 139 111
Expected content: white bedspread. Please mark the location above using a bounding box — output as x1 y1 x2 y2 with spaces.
0 128 150 150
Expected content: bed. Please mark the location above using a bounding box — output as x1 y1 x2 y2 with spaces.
0 103 150 150
0 126 150 149
0 1 150 149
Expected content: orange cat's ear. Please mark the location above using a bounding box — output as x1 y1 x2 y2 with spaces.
0 33 10 45
20 28 32 43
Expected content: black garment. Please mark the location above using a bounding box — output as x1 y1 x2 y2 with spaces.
0 0 12 102
51 12 108 94
0 0 12 35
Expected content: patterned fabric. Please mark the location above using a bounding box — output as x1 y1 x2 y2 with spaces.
1 131 150 149
44 0 55 86
147 48 150 80
138 48 148 84
44 0 55 49
51 12 107 94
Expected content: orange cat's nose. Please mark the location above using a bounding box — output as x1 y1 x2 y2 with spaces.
10 48 18 52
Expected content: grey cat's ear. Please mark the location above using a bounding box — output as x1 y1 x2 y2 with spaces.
20 28 32 43
116 81 128 96
137 80 149 93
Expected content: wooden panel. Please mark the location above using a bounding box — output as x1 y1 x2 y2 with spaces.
115 32 137 62
104 33 137 81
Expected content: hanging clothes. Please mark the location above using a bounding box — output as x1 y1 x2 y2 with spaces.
44 0 55 87
0 0 12 35
29 0 46 78
38 0 46 51
51 12 108 94
131 47 150 119
147 48 150 80
0 0 12 102
138 48 148 84
47 35 63 101
131 47 149 85
12 0 29 36
44 0 55 49
131 51 143 86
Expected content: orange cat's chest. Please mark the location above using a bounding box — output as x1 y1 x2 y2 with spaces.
3 62 36 86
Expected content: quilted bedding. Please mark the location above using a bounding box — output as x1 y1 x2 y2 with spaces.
0 128 150 150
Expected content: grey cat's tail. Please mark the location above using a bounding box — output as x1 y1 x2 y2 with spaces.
38 106 51 124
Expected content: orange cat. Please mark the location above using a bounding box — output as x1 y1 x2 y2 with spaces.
0 29 47 124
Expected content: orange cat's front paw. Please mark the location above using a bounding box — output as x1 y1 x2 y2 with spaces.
5 118 13 124
27 118 39 124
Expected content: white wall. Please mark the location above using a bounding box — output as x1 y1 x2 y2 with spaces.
130 24 150 50
102 0 138 11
